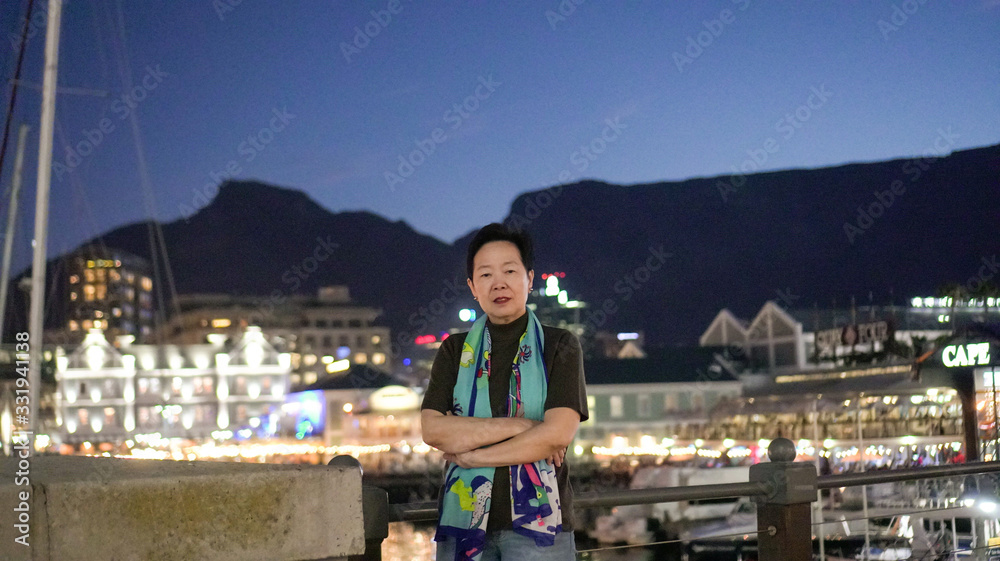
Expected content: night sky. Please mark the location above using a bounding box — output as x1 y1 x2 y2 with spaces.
1 1 998 273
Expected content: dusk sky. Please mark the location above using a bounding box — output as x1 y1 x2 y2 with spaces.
1 1 998 272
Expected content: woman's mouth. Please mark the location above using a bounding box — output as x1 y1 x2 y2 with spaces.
493 297 511 304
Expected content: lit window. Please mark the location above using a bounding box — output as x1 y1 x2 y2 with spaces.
78 409 89 424
371 353 386 365
84 270 95 282
304 372 318 385
610 396 623 418
211 318 231 328
303 354 317 366
96 284 107 300
140 277 153 291
96 269 106 281
354 353 368 364
68 320 79 331
70 292 78 301
112 307 122 317
93 320 103 329
94 311 104 318
83 285 96 301
69 274 80 284
82 320 93 330
108 270 121 282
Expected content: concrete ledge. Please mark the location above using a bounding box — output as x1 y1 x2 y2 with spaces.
0 456 364 561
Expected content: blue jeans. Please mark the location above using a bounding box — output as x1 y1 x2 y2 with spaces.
435 530 577 561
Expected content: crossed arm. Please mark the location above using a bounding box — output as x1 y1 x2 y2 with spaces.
421 407 580 469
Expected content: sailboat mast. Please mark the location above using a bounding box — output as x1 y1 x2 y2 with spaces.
27 0 62 442
0 124 30 344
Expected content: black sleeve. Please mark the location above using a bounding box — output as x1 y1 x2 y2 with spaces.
544 330 589 422
421 334 462 414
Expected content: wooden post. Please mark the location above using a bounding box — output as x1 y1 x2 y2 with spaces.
750 437 818 561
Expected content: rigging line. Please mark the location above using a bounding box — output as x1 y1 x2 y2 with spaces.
108 0 180 340
53 116 111 259
0 0 36 188
810 503 974 527
111 0 179 328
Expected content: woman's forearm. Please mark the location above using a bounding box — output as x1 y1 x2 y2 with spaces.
459 409 580 468
421 413 537 454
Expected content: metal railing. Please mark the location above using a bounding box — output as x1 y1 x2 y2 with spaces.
337 438 1000 561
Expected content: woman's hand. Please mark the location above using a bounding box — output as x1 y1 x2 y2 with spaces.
547 447 567 468
443 450 479 469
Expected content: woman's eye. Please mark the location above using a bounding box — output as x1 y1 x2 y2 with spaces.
481 273 490 278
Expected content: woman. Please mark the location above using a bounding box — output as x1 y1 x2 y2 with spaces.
421 223 589 561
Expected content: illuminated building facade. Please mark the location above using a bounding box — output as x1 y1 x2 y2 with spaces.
575 347 744 453
700 300 951 376
528 271 587 338
161 286 389 387
55 327 290 443
64 249 155 344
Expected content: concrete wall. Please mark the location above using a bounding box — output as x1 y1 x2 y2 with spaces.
0 455 364 561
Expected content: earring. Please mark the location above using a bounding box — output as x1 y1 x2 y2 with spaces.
473 297 478 301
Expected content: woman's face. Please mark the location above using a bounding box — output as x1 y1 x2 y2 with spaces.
467 241 534 325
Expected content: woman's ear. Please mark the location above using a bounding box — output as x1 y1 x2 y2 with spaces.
467 277 477 301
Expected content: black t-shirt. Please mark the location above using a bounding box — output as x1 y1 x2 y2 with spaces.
421 312 589 532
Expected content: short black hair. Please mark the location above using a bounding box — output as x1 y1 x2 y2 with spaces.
466 223 534 280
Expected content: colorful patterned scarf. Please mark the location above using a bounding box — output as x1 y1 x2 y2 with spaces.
435 309 562 561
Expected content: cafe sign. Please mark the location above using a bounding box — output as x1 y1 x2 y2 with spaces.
942 342 992 368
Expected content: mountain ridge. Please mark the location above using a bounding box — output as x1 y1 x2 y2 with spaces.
5 143 999 349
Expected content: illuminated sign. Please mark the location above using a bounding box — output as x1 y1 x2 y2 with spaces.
414 334 436 345
942 342 992 367
617 332 639 341
370 386 420 411
816 321 890 353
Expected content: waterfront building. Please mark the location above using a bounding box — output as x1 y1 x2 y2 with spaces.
575 346 744 455
59 248 155 345
698 300 1000 464
54 327 290 444
161 286 389 387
